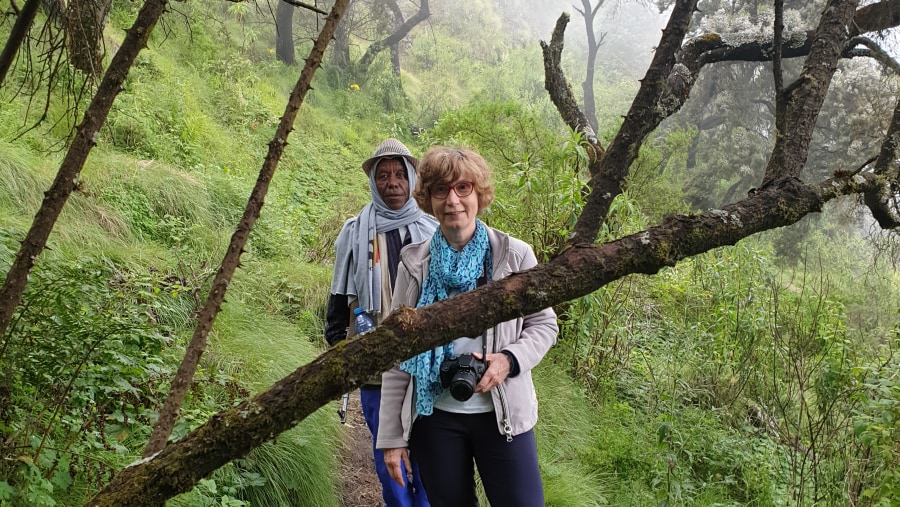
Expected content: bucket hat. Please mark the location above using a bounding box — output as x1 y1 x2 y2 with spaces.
361 138 418 175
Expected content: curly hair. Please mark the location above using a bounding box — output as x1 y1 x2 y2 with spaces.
413 146 495 215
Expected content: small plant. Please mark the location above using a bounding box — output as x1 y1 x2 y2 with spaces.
0 257 188 504
850 334 900 506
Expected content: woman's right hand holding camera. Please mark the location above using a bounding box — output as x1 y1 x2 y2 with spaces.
384 447 412 486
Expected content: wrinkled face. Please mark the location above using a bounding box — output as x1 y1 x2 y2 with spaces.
374 158 410 211
431 179 479 242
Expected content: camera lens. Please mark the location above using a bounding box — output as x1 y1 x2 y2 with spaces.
449 371 479 401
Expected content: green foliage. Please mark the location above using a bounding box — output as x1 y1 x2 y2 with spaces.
851 335 900 506
260 139 371 263
189 294 339 506
0 257 184 505
556 193 650 393
627 128 693 220
427 100 558 165
0 140 46 216
492 132 589 259
70 159 231 267
535 354 616 506
422 100 581 255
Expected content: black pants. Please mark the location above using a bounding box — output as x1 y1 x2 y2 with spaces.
409 409 544 507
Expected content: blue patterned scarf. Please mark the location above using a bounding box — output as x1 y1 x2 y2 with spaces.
400 220 492 416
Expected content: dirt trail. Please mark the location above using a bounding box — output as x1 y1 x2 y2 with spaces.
336 390 383 507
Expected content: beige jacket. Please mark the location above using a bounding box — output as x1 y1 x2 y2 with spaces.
376 227 558 448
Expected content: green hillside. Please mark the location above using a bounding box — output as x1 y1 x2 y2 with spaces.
1 0 898 505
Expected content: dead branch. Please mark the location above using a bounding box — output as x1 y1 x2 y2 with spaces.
141 0 351 458
0 0 168 357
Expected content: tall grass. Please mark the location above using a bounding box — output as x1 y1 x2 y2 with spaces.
534 352 615 506
189 293 339 507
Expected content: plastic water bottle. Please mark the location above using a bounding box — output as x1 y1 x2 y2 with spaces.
353 307 376 335
338 308 377 424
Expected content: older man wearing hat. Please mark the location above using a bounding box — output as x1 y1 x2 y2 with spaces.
326 138 435 507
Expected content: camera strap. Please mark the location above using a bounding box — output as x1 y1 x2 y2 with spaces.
479 257 490 366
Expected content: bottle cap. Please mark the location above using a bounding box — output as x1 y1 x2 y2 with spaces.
353 307 364 316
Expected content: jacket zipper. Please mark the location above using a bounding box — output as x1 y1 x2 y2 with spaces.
491 326 514 442
404 390 415 442
404 275 420 443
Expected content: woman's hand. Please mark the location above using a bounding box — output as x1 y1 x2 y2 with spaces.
384 447 412 486
473 352 510 393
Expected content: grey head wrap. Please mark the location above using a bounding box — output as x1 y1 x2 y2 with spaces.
330 157 437 315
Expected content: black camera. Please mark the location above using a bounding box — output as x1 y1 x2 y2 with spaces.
439 353 486 401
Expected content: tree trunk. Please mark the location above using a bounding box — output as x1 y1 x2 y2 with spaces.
332 11 352 72
65 0 112 76
275 0 296 66
386 0 403 77
390 43 401 77
141 0 350 460
579 0 603 132
41 0 66 24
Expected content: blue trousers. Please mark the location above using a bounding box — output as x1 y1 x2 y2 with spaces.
409 409 544 507
360 388 430 507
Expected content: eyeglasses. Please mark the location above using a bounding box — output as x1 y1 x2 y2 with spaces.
431 181 474 199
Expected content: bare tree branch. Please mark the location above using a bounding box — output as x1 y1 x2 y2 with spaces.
355 0 429 75
0 0 168 357
864 95 900 228
280 0 328 14
579 0 606 131
773 0 786 134
763 0 859 184
651 1 900 130
0 0 40 87
845 35 900 73
224 0 328 15
540 14 600 152
851 0 900 34
142 0 350 458
567 0 697 246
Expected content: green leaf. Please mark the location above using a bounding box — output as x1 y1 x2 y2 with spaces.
199 478 217 494
0 482 14 500
51 463 73 491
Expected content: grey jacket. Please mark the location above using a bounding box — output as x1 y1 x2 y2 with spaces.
376 226 558 449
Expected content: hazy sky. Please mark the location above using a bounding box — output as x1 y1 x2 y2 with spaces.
537 0 672 77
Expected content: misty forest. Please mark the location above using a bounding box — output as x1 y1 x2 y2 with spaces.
1 0 899 504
